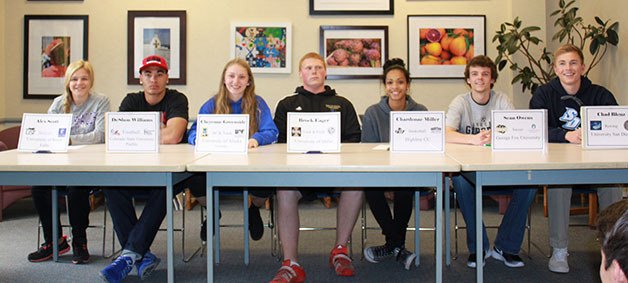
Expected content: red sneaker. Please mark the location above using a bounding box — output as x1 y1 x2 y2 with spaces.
269 259 306 283
329 245 355 277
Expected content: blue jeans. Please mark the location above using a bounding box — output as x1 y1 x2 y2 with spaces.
453 175 536 255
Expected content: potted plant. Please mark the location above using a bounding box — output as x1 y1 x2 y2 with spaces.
493 0 619 94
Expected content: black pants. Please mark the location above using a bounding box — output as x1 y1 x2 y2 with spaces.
103 185 184 256
365 188 414 248
31 186 91 244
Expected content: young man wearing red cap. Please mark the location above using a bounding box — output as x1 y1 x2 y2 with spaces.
100 55 189 283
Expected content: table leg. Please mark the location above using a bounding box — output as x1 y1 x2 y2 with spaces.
244 189 250 265
414 190 420 266
475 173 483 283
167 174 174 283
206 173 214 282
52 187 58 262
436 175 443 283
445 174 451 266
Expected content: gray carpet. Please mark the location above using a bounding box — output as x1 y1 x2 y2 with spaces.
0 194 604 282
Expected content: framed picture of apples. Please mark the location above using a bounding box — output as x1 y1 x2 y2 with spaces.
407 15 486 79
320 25 388 80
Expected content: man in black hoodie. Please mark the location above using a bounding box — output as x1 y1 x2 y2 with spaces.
269 52 362 283
529 44 623 274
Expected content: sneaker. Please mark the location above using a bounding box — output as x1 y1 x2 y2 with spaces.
363 244 395 263
249 204 264 241
136 251 161 280
27 236 71 262
269 259 306 283
99 256 134 283
491 246 524 268
71 241 90 264
467 250 491 268
548 248 569 273
394 247 417 270
329 245 355 277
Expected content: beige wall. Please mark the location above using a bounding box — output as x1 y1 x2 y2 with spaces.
0 0 5 119
577 0 627 105
3 0 555 120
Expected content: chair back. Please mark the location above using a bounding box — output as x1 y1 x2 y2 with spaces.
0 126 21 150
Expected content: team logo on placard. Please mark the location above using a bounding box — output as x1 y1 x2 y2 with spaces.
590 120 602 131
291 127 301 137
495 124 507 134
58 128 67 137
395 127 405 134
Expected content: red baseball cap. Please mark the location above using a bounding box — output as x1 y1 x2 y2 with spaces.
139 55 169 73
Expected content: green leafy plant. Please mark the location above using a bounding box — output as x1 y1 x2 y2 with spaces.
493 0 619 93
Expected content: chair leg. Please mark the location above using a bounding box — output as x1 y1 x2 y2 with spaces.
543 186 548 217
588 193 598 229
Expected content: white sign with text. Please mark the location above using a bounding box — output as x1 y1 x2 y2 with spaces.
491 109 547 151
286 112 341 153
194 114 249 153
18 113 73 152
389 111 445 152
582 106 628 149
105 112 160 153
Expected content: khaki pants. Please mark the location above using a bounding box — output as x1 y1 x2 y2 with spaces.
548 186 623 249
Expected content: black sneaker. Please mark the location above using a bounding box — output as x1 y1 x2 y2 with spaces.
394 247 417 270
467 250 491 268
364 244 395 263
491 246 524 268
248 204 264 241
28 236 71 262
72 241 90 264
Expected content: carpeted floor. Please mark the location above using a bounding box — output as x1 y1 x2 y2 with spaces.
0 192 606 282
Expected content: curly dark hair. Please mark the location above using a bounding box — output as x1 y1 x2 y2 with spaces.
381 58 410 85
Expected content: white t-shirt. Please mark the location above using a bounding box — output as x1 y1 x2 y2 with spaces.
445 90 514 134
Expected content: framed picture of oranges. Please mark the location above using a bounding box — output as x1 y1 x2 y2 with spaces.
407 15 485 79
320 25 389 80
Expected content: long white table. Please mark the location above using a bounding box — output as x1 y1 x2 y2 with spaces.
446 143 628 282
187 143 460 283
0 144 205 283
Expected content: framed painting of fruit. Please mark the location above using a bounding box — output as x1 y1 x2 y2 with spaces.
407 15 485 79
320 25 388 80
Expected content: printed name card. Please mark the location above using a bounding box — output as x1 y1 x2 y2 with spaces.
389 111 445 152
194 114 249 153
582 106 628 149
106 112 160 153
286 112 341 153
18 113 73 152
491 110 547 151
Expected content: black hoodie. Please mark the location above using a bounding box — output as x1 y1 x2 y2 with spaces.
274 86 361 143
529 76 617 142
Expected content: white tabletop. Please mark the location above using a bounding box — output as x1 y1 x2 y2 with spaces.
0 144 205 172
446 143 628 171
187 143 460 172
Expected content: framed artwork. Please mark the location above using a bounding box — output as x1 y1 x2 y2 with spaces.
407 15 486 79
230 22 292 74
127 11 186 85
23 15 88 99
27 0 83 1
310 0 394 15
320 25 388 80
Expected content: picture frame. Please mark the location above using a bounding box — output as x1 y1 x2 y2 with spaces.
310 0 394 15
230 22 292 74
320 25 388 80
27 0 83 1
23 15 88 99
127 11 186 85
407 15 486 79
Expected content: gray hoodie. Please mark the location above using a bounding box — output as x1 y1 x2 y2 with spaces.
361 96 428 142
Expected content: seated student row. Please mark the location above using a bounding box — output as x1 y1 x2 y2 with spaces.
28 45 624 283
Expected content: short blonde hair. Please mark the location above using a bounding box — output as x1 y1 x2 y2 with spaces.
299 52 326 70
553 44 584 65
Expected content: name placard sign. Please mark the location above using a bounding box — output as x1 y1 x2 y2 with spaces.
106 112 160 153
194 114 249 153
18 113 72 152
389 111 445 152
287 112 341 153
491 110 547 151
582 106 628 149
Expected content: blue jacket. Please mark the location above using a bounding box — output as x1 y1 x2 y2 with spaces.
188 95 278 145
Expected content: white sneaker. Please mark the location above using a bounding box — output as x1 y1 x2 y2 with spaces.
548 248 569 273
